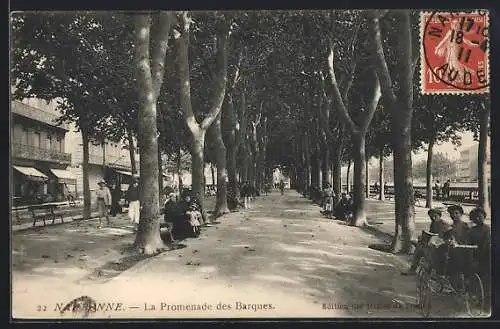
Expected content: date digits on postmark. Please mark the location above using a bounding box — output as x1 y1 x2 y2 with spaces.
420 10 489 94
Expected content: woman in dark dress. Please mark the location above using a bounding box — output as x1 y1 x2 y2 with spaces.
110 182 122 217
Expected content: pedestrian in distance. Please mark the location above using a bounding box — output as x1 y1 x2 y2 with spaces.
442 179 451 200
241 181 251 209
127 176 140 231
109 181 122 217
434 180 441 200
96 180 112 228
279 180 285 196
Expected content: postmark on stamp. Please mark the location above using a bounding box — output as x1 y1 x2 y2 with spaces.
420 10 489 94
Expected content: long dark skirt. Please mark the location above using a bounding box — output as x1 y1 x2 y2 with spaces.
171 215 200 240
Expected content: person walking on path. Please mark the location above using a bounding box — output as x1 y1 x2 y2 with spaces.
127 176 140 230
96 180 112 228
241 181 251 209
279 180 285 196
434 180 441 200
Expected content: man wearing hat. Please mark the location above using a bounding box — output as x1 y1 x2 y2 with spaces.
96 180 112 228
402 208 446 275
126 176 140 230
447 204 469 244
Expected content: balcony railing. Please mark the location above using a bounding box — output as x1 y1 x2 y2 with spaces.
12 143 71 164
87 153 139 171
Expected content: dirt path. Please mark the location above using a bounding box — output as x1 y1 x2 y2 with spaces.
12 191 476 319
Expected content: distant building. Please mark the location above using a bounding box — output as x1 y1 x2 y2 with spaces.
12 97 142 202
65 123 141 200
457 142 491 181
11 100 74 205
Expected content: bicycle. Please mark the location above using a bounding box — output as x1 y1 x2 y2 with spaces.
415 231 484 317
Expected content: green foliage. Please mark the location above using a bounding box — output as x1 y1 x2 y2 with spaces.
412 152 457 180
11 10 486 177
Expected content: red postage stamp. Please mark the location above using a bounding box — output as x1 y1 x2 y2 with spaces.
420 11 490 94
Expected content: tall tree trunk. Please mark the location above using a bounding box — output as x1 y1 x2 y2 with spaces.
327 47 381 226
390 12 416 254
317 152 323 189
191 130 208 220
323 147 331 188
346 159 351 194
210 163 216 186
176 147 183 191
333 157 342 202
332 129 344 203
379 148 385 201
391 122 416 253
478 102 490 215
304 133 312 197
224 93 242 208
158 147 164 207
258 137 267 193
371 10 415 254
351 133 367 226
226 137 239 209
127 128 137 175
133 13 172 254
365 154 370 198
425 139 434 208
211 112 230 216
241 141 249 183
80 122 91 220
176 12 230 223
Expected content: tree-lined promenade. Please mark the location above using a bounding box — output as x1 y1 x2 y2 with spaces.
12 10 490 256
13 190 478 318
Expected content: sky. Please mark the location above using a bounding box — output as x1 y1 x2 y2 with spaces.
411 131 477 162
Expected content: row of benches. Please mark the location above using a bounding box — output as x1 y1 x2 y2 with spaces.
13 204 67 227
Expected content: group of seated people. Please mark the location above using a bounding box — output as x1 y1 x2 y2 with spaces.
161 189 207 242
312 183 354 221
402 205 491 299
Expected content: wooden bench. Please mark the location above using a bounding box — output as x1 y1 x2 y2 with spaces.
442 201 479 208
28 204 64 227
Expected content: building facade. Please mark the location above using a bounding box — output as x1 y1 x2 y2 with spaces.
11 100 75 205
457 141 491 181
64 121 141 201
11 97 141 204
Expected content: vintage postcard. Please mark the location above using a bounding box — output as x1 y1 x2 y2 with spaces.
10 9 491 319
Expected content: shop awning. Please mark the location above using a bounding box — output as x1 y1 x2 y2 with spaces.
50 169 77 184
114 170 133 176
13 166 48 181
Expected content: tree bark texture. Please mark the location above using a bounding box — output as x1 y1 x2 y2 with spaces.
327 42 381 227
176 12 230 221
478 102 490 214
80 122 91 220
210 112 230 216
352 133 367 226
133 13 174 254
346 160 351 194
379 148 385 201
370 10 416 254
127 128 137 174
425 139 434 208
365 153 369 198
